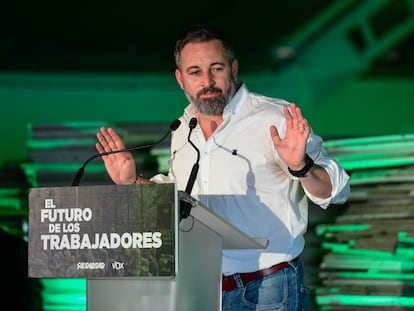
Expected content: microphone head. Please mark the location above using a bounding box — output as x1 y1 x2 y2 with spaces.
189 118 198 129
170 119 181 131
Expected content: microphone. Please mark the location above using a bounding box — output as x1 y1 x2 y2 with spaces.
180 117 200 220
184 118 200 194
71 119 181 186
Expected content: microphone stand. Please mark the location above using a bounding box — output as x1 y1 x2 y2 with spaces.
180 118 200 220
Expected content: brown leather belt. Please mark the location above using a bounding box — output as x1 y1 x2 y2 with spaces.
222 258 297 292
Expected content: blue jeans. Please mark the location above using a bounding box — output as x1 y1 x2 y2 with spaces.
222 259 309 311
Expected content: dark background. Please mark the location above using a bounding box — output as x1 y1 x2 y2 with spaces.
1 0 412 74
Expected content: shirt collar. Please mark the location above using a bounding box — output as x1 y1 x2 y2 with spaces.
223 82 247 118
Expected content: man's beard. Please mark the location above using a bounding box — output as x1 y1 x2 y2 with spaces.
186 82 236 116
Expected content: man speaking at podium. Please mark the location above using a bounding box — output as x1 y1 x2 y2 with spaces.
95 25 350 311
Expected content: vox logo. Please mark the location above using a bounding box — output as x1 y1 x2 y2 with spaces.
111 261 125 270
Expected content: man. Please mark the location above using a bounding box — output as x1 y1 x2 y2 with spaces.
96 25 350 311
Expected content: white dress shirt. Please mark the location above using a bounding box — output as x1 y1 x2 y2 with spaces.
152 83 350 275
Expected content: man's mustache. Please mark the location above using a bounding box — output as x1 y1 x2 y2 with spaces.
197 86 223 97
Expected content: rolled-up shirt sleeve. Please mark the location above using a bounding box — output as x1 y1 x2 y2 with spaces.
305 148 350 209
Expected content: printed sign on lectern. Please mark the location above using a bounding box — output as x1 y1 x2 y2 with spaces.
28 183 177 278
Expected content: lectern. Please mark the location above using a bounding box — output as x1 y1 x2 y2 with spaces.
28 183 268 311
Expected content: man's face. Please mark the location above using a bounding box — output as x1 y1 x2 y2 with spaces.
175 39 238 116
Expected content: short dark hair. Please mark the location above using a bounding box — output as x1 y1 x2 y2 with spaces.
174 25 235 68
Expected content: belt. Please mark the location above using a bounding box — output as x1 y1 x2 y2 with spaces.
222 258 298 292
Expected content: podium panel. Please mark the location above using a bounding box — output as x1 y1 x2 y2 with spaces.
176 216 223 311
28 183 177 278
87 279 177 311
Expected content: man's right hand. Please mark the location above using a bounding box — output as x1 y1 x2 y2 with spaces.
96 127 137 185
